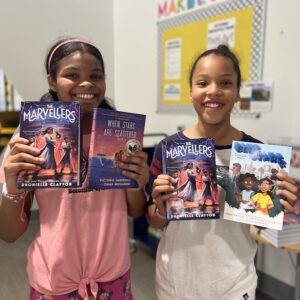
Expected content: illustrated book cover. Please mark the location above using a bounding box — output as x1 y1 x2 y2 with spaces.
162 138 219 221
268 135 300 180
87 108 146 189
17 101 82 188
224 141 292 230
282 198 300 228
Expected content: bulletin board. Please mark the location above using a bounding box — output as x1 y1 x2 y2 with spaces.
157 0 267 117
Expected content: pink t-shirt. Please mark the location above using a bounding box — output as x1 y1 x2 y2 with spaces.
0 133 130 298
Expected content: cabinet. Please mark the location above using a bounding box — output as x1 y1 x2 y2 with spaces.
251 226 300 300
133 214 161 253
0 111 19 151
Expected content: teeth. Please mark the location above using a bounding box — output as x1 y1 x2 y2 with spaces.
75 94 95 99
204 102 221 108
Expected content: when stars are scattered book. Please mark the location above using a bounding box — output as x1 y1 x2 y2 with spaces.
87 108 146 189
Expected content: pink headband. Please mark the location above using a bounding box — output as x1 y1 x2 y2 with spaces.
47 38 94 72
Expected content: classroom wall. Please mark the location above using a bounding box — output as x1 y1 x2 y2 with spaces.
0 0 115 101
114 0 300 144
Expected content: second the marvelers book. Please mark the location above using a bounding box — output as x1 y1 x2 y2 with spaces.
162 138 219 220
17 101 82 188
87 108 146 189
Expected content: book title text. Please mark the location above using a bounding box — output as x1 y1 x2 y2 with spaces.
23 104 76 123
234 142 287 169
166 142 213 159
103 119 137 138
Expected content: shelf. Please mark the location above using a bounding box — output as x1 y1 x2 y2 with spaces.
0 127 16 135
0 111 19 151
0 111 19 127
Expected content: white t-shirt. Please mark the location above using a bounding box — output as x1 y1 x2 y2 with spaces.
148 132 260 300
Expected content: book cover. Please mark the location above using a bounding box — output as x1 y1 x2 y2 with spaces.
224 141 292 230
87 108 146 190
162 138 219 221
282 199 300 227
17 101 82 188
268 135 300 180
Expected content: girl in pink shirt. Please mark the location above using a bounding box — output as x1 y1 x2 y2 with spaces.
0 38 149 300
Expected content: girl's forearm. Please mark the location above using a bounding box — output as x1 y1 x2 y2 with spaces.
146 204 169 229
126 188 147 218
0 193 31 242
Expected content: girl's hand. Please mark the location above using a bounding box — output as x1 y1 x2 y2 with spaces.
276 172 299 213
121 151 149 190
3 137 44 194
152 174 177 215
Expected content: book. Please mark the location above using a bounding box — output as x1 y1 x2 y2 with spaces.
224 141 292 230
268 135 300 180
260 201 300 247
17 101 82 188
260 229 300 247
87 108 146 189
162 138 219 221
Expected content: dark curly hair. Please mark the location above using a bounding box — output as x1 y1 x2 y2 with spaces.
189 44 241 90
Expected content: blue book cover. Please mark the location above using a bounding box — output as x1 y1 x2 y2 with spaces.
87 108 146 189
224 141 292 230
162 138 219 221
17 101 82 188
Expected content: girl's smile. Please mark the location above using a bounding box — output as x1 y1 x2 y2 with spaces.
190 54 240 126
202 101 225 111
48 51 106 116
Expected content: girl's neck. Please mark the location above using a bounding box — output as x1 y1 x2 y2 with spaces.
184 121 243 146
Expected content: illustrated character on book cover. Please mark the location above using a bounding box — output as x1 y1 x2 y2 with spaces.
39 127 58 171
58 136 75 174
235 173 257 212
224 141 292 230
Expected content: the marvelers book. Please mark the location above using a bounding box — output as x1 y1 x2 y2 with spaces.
17 101 82 188
162 138 219 221
87 108 146 189
224 141 292 230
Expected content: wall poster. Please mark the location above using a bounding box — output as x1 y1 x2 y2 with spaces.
157 0 267 117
